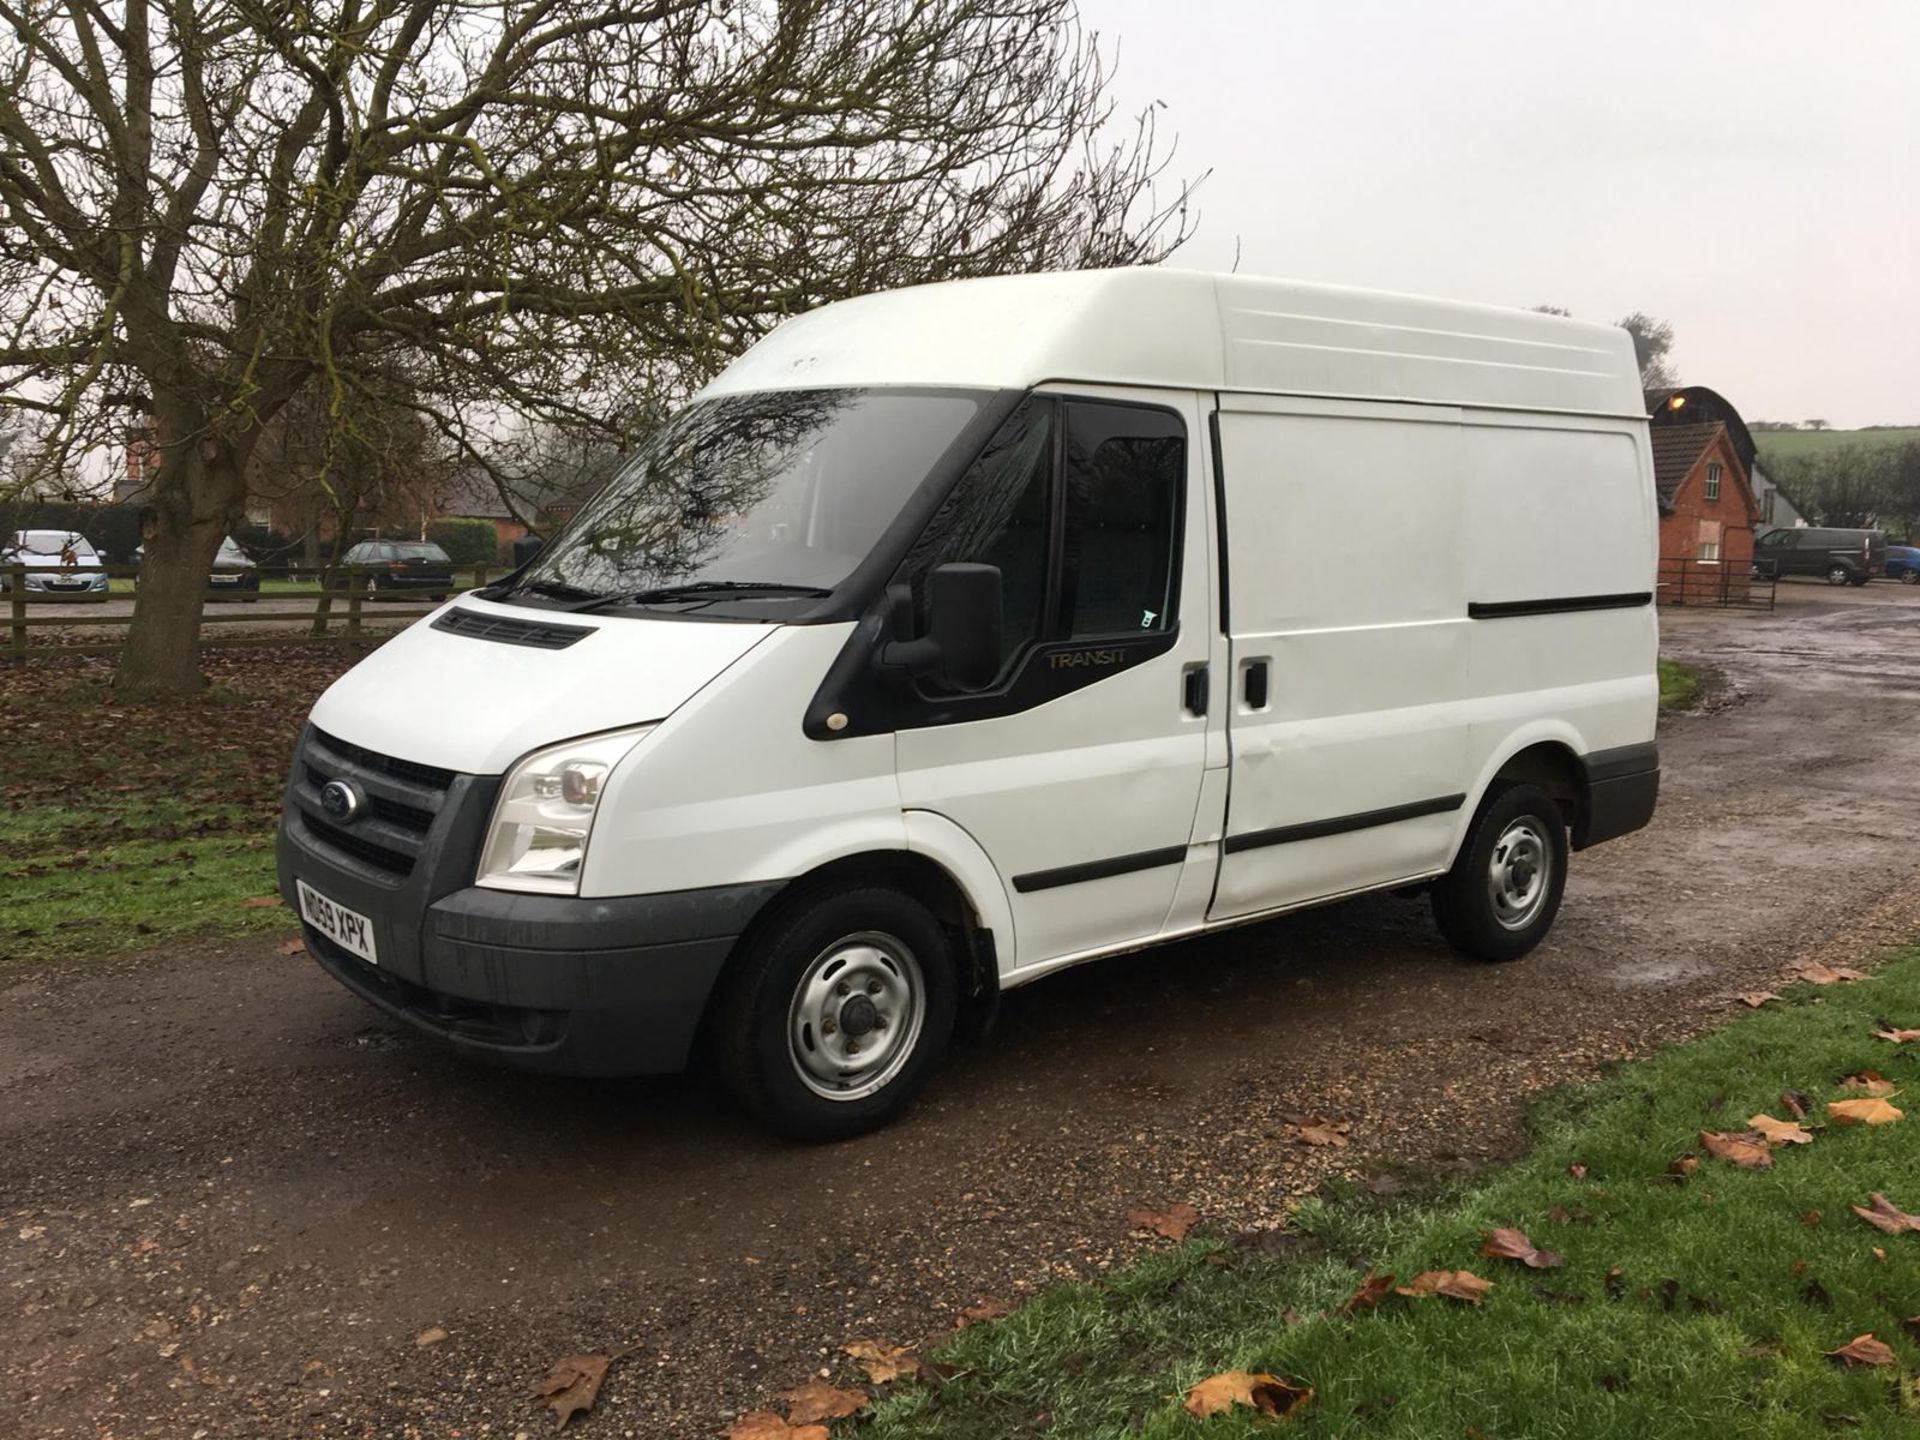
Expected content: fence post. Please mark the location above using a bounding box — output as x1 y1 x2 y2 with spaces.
346 569 364 648
7 564 24 664
472 562 486 593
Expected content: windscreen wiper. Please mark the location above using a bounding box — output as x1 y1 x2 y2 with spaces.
508 578 605 603
563 580 833 613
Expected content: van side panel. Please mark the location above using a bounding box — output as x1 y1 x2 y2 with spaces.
1458 414 1659 815
1209 398 1471 918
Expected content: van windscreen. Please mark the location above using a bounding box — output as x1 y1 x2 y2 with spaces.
512 387 987 608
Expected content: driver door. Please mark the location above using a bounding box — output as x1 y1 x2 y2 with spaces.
892 389 1216 969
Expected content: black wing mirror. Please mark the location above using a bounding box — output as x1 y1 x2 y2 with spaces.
882 563 1004 693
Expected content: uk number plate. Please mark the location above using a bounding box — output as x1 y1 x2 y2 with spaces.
295 879 378 965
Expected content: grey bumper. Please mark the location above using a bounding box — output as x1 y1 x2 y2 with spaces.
275 724 783 1076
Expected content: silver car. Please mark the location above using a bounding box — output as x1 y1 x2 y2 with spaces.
1 530 110 600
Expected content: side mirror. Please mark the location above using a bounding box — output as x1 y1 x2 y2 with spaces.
882 562 1004 692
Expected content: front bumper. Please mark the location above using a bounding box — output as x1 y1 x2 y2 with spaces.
275 723 782 1075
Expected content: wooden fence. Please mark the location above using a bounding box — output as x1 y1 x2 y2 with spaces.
5 562 498 664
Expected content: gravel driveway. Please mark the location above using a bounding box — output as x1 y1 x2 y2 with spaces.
7 583 1920 1439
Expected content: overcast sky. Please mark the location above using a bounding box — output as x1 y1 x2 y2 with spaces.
1080 0 1918 428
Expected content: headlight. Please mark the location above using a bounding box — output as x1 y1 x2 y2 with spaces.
475 726 654 894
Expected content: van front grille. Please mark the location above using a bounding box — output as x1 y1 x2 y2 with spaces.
294 729 455 882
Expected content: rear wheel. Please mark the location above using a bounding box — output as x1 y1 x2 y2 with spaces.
1903 571 1919 586
1431 783 1568 963
1827 564 1854 586
712 886 956 1141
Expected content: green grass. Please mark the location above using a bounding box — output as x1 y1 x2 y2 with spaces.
1659 659 1703 710
0 652 351 967
861 949 1920 1439
1756 427 1920 465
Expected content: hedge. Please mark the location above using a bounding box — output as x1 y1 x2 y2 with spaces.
426 517 499 565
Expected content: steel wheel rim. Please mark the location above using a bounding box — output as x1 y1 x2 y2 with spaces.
1488 818 1552 931
787 931 925 1102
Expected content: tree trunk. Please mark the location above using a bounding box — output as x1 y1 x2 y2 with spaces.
113 436 247 700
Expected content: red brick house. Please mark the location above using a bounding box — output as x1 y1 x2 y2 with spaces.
1650 420 1760 602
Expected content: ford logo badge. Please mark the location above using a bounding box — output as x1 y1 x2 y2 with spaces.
319 779 364 824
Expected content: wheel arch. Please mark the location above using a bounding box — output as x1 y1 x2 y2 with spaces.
1453 728 1592 862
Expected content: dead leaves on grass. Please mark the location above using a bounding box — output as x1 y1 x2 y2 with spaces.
1396 1270 1495 1305
1839 1071 1899 1098
1874 1027 1920 1044
1850 1194 1920 1236
726 1414 829 1440
1827 1334 1899 1368
1748 1113 1815 1146
1699 1129 1774 1169
1478 1228 1563 1270
1335 1270 1396 1316
1828 1097 1904 1128
1183 1369 1314 1420
1797 962 1868 986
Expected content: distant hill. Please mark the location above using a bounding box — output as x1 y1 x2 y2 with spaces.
1754 427 1920 464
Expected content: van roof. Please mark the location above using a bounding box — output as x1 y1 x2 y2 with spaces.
702 268 1646 419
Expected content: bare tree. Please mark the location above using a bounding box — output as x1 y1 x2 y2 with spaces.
1 0 1198 696
1616 312 1679 391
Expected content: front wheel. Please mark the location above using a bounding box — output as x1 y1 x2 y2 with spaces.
1430 783 1568 963
712 886 956 1141
1903 571 1919 586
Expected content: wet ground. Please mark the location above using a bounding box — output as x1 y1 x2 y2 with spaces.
6 582 1920 1439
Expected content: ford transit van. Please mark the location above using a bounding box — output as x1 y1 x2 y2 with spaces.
277 270 1661 1139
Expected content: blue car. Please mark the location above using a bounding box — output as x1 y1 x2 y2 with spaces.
1888 545 1920 584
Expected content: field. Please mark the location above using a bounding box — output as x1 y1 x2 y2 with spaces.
1755 428 1920 465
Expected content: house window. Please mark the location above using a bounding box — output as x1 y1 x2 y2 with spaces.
1696 519 1722 564
1704 462 1722 501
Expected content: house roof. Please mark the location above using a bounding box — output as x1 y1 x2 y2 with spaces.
1650 423 1726 512
1646 385 1756 477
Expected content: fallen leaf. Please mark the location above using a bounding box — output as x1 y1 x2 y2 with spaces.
1699 1130 1773 1169
1826 1334 1897 1368
1479 1227 1563 1270
1567 1163 1589 1180
1850 1194 1920 1236
1839 1071 1898 1097
1874 1028 1920 1044
414 1325 448 1347
843 1339 918 1385
242 895 283 909
726 1412 828 1440
1876 1247 1889 1263
1396 1270 1494 1305
1740 991 1781 1008
276 938 305 957
1287 1116 1351 1148
1182 1369 1314 1419
1798 962 1866 985
1668 1154 1700 1178
533 1354 611 1430
1749 1113 1815 1146
774 1381 868 1426
954 1300 1009 1329
1802 1210 1823 1228
1828 1098 1904 1127
1127 1203 1200 1242
1780 1089 1811 1120
1335 1270 1395 1316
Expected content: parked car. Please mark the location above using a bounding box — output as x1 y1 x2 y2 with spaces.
1 529 110 600
1753 526 1888 585
136 535 262 598
1884 545 1920 584
331 540 455 598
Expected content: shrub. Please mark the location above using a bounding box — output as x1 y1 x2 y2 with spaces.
426 517 498 566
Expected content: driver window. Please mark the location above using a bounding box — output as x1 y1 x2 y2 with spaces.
898 398 1053 677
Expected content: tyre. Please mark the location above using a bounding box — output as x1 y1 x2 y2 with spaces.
1430 782 1568 963
1850 574 1871 587
1827 564 1854 586
1903 571 1919 586
712 886 956 1141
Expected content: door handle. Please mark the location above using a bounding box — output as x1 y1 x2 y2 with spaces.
1182 663 1209 716
1243 659 1270 709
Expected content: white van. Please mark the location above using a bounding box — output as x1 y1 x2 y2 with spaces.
278 270 1659 1139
